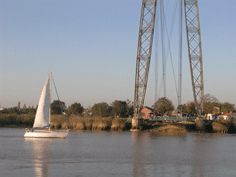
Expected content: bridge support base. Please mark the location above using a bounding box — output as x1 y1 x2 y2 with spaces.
131 118 143 130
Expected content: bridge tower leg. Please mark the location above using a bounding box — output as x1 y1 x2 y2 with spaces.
184 0 204 117
134 0 157 120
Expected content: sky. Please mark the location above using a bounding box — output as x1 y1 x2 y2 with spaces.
0 0 236 109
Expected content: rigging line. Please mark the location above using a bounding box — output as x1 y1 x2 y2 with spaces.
160 0 166 97
158 78 163 99
167 0 178 55
166 30 178 98
155 0 160 103
51 74 68 130
146 73 155 107
161 0 179 100
161 0 178 98
178 0 183 107
163 0 178 63
156 0 164 100
165 0 170 14
163 13 179 99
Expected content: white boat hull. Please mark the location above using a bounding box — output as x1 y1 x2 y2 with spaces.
24 130 69 138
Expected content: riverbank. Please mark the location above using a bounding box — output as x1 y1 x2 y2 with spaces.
149 119 236 134
50 115 132 131
0 114 132 131
1 114 236 134
0 114 34 127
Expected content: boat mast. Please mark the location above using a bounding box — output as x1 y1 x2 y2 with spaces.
49 72 52 130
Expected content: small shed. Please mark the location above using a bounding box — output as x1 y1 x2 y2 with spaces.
141 106 154 119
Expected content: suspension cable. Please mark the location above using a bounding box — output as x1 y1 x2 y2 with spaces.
178 0 183 109
164 19 179 98
162 1 179 99
160 0 166 97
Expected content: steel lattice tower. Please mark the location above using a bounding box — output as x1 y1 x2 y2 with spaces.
184 0 204 116
134 0 157 117
134 0 204 118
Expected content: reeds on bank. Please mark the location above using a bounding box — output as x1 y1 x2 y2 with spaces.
0 114 34 127
2 113 236 134
50 115 131 131
0 113 131 131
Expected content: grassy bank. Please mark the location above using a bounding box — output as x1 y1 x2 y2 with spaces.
0 114 132 131
150 121 194 133
0 114 34 127
147 119 236 134
50 115 132 131
1 113 236 134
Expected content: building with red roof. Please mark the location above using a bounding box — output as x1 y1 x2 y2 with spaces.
141 106 155 119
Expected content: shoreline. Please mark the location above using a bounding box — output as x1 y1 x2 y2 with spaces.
1 114 236 134
2 120 236 135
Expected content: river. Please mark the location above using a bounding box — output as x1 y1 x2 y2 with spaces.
0 128 236 177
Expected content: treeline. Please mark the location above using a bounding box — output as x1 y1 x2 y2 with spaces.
1 94 235 119
0 114 34 127
1 104 36 115
178 94 235 116
0 99 134 128
149 94 235 117
0 99 134 118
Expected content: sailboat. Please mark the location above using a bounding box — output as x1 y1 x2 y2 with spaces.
24 72 69 138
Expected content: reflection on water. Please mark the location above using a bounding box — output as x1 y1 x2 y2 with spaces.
131 132 189 176
25 139 51 177
131 132 148 177
24 138 67 177
130 132 236 176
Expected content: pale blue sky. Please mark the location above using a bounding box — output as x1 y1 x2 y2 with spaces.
0 0 236 109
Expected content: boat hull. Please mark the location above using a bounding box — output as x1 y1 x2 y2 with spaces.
24 130 69 138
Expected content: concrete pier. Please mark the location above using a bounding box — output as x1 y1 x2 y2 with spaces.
131 118 143 130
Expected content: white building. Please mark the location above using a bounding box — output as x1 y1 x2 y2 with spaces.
206 113 217 120
218 113 236 120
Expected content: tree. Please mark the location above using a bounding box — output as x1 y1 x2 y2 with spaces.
152 97 174 116
177 102 198 116
111 100 128 118
17 102 21 110
28 108 36 115
185 101 197 116
5 107 19 114
22 104 27 114
68 102 84 115
204 93 219 103
126 99 134 117
203 94 220 114
220 102 235 113
177 104 187 114
92 102 111 117
51 100 66 114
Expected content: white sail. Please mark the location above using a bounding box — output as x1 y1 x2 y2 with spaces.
33 73 51 128
24 72 68 138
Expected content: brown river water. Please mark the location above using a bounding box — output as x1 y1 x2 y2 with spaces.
0 128 236 177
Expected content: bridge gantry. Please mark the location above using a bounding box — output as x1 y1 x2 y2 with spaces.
184 0 204 116
134 0 157 118
133 0 204 120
